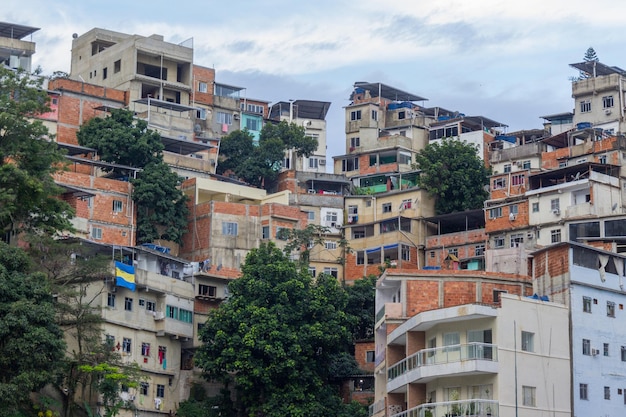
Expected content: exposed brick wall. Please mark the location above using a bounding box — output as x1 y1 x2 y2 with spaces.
354 341 375 373
192 66 215 107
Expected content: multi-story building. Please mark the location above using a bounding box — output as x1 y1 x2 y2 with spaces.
269 100 331 173
371 269 566 417
0 21 38 71
532 242 626 416
570 60 626 136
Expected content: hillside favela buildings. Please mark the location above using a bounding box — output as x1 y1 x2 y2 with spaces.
6 18 626 417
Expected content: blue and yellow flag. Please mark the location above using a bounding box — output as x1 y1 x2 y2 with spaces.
115 261 136 292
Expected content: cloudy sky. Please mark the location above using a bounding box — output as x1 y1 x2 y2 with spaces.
5 0 625 163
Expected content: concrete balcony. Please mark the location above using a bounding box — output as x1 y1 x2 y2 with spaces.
162 151 215 173
154 313 193 339
134 269 194 298
392 399 499 417
387 343 498 391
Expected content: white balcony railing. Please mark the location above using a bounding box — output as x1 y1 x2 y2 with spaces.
393 399 499 417
388 343 497 381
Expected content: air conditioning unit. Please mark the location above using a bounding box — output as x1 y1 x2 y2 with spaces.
527 232 535 240
552 209 561 216
592 348 600 356
605 109 612 115
319 159 326 166
233 113 240 120
516 161 523 167
509 213 517 221
209 158 216 166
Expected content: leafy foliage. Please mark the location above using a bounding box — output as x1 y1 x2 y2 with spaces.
195 242 355 417
0 242 66 414
216 120 318 190
584 47 598 62
76 108 188 244
414 138 490 214
78 362 142 417
344 275 378 341
0 67 74 235
26 235 113 417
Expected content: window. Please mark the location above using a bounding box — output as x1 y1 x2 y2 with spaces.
510 205 519 215
107 293 116 308
140 382 149 395
504 163 511 173
138 298 145 307
493 289 507 303
350 137 360 148
114 59 121 73
167 305 178 319
430 251 435 258
323 267 338 278
276 227 289 240
603 95 614 108
398 111 406 120
179 308 193 323
141 342 150 356
156 384 165 398
366 350 375 363
443 332 460 352
341 157 359 172
448 248 458 257
599 155 607 164
245 103 264 114
580 100 591 113
551 229 561 243
604 386 611 400
511 174 524 186
532 202 539 213
309 157 318 169
510 233 524 247
371 110 378 121
580 383 588 400
92 227 102 240
308 267 316 277
105 334 115 350
521 331 534 352
112 200 123 213
550 199 560 211
604 343 609 356
198 81 208 93
216 112 233 125
522 386 536 407
262 225 269 239
325 241 337 250
102 67 107 80
607 301 616 317
493 178 506 189
475 244 485 256
583 296 592 313
350 110 362 121
401 245 410 261
122 337 131 354
246 118 260 131
146 300 155 312
494 236 505 248
622 346 626 361
198 285 217 297
222 222 238 236
326 211 338 223
356 251 365 265
382 203 392 213
523 160 531 169
489 207 502 219
305 211 315 220
124 297 133 311
583 338 591 355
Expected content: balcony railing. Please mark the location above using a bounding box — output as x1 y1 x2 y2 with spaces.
393 399 499 417
388 343 497 381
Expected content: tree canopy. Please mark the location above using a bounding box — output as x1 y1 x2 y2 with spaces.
0 241 66 414
584 47 598 62
77 108 188 244
195 242 357 417
414 138 490 214
0 67 74 235
216 120 318 190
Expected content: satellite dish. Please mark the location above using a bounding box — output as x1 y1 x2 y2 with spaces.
72 33 78 39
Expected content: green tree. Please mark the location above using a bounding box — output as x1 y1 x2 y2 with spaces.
0 67 74 235
344 275 378 342
195 242 354 417
216 120 318 190
414 138 490 214
76 108 188 244
26 235 113 417
278 224 331 267
79 362 142 417
584 47 598 62
0 241 66 415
